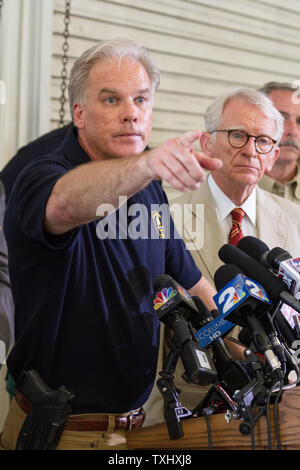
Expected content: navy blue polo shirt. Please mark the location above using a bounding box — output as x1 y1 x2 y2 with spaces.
1 123 72 202
4 127 202 413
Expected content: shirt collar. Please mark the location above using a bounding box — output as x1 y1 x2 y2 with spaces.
62 126 92 165
266 162 300 188
207 173 256 226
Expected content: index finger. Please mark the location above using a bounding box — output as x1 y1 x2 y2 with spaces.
178 130 202 149
194 152 223 171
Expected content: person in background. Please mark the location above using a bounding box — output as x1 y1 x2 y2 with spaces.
1 124 72 204
0 123 72 403
258 81 300 204
163 87 300 411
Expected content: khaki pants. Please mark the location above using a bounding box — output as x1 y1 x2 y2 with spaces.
0 398 129 450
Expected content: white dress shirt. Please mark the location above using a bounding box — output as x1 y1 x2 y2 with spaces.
207 174 257 240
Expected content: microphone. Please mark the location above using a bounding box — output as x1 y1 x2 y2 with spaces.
237 236 270 267
238 327 252 348
236 237 300 344
214 264 283 380
191 296 251 395
237 236 300 298
238 323 287 377
152 275 217 386
218 243 300 314
191 296 235 346
214 264 272 327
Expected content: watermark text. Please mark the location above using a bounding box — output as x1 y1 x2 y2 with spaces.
95 196 204 250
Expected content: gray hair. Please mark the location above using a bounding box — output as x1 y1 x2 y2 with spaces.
258 81 298 96
68 38 160 119
204 86 284 143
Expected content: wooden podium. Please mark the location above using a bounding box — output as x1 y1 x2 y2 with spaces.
127 387 300 450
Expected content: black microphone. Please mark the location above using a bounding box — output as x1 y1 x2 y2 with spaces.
218 243 300 313
237 236 300 297
214 264 283 380
238 313 287 373
152 275 217 386
237 235 292 271
237 236 270 267
191 296 251 395
235 238 300 346
238 327 252 348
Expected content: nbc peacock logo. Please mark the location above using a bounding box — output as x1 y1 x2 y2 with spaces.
153 287 177 310
232 290 245 304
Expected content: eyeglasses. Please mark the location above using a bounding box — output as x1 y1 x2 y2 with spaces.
210 129 277 154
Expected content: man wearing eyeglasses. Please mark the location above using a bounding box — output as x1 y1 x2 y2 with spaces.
258 82 300 204
162 86 300 412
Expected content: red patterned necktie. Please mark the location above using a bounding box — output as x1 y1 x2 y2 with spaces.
228 208 245 245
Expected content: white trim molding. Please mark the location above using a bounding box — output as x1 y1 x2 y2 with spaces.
0 0 54 169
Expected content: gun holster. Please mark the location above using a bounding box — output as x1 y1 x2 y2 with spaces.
15 369 75 450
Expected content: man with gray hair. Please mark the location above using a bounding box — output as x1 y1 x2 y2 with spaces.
0 38 221 449
163 86 300 412
258 81 300 204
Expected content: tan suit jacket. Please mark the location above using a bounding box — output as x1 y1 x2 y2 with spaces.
143 178 300 426
173 178 300 286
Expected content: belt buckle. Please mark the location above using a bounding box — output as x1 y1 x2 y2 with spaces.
128 412 134 430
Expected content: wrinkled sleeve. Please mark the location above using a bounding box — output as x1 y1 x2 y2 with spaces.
14 158 78 249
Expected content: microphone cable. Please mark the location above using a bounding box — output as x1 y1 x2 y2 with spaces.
266 383 274 450
265 378 284 450
205 414 213 450
202 407 213 449
249 422 256 450
272 342 300 391
267 300 300 390
274 379 284 450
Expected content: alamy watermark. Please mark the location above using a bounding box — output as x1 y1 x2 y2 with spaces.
95 196 204 250
0 80 5 104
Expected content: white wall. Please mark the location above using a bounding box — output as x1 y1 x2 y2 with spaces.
1 0 300 166
50 0 300 149
0 0 53 170
0 0 54 431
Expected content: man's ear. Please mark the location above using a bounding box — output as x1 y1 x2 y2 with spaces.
73 103 85 129
265 146 280 173
200 132 214 157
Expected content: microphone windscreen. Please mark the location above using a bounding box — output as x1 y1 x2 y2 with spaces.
190 296 212 329
192 296 210 316
238 327 252 347
267 247 291 270
237 236 269 262
214 263 241 291
218 244 286 302
153 274 172 291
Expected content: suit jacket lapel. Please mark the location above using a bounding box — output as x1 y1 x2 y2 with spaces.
183 180 227 281
172 184 290 283
256 187 289 249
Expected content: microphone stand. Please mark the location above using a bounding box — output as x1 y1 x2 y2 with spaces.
233 378 268 434
193 345 268 435
156 337 192 440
